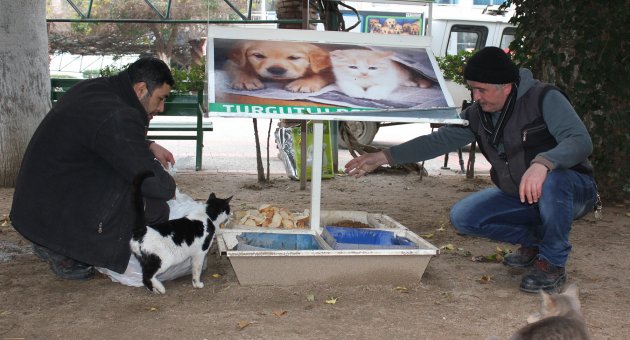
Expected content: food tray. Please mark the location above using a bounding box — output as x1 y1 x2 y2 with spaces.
216 211 438 286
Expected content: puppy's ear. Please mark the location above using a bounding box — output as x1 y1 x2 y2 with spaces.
307 45 332 73
228 41 251 67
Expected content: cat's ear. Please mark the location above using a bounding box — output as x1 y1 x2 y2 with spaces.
378 50 394 59
563 284 580 299
209 192 217 199
329 50 345 62
226 195 233 203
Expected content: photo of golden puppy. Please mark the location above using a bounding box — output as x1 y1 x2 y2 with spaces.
224 40 333 93
384 18 397 29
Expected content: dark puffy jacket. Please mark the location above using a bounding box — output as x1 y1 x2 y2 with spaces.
10 71 175 273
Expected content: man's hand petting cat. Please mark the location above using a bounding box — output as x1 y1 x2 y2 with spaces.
149 142 175 169
344 151 388 178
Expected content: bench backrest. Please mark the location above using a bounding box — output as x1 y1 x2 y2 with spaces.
51 78 82 103
50 78 202 116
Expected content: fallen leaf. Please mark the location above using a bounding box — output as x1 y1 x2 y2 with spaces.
306 294 315 302
436 225 446 232
147 307 158 312
440 244 456 251
211 273 222 278
478 275 493 284
472 247 509 263
325 297 338 304
0 215 9 227
238 320 252 330
273 310 288 317
394 286 408 293
419 233 434 239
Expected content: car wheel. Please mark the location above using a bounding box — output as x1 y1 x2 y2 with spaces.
338 121 379 149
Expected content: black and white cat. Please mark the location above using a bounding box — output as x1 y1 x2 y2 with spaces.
130 172 232 294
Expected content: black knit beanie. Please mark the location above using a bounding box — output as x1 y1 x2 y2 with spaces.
464 47 519 84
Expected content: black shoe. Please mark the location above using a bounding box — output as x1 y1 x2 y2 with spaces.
32 243 51 262
32 243 94 281
503 246 538 268
519 258 566 293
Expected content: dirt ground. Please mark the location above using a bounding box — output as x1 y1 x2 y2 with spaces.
1 171 628 339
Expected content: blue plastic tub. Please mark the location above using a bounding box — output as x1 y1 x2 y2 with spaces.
322 226 417 250
235 232 323 251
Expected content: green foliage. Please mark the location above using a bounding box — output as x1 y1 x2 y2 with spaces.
81 69 101 79
70 22 92 34
436 50 474 86
171 58 206 93
505 0 630 201
99 64 128 77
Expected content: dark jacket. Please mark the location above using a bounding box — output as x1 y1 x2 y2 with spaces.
464 82 593 195
10 71 176 273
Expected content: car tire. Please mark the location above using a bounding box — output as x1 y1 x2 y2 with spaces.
338 121 379 149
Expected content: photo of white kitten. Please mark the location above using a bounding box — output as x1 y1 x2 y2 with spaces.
329 49 432 100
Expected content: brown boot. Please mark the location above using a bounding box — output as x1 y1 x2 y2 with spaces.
503 246 538 268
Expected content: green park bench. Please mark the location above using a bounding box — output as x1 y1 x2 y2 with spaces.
50 78 213 171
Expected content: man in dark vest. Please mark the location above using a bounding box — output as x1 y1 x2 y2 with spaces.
11 57 177 280
344 47 599 293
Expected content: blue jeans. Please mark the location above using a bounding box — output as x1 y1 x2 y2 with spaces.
450 169 597 267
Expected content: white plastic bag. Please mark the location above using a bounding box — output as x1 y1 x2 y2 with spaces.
96 188 208 287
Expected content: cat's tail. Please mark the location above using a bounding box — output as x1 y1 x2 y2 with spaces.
132 171 155 239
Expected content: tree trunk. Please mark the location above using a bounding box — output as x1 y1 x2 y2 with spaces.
150 23 179 66
0 0 50 187
275 0 318 30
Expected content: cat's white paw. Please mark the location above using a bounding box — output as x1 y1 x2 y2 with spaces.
192 280 204 289
286 79 323 93
151 286 166 294
151 279 166 294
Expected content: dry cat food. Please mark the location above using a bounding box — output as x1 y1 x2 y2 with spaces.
234 204 310 229
330 220 371 228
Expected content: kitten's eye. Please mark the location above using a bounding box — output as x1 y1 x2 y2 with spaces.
369 67 377 70
288 56 301 61
349 66 358 69
252 53 266 60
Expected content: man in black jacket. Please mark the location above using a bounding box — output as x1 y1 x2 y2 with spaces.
10 57 177 280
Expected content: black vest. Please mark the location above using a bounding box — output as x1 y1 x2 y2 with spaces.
464 82 593 195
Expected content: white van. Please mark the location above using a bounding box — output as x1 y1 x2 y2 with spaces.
430 5 515 107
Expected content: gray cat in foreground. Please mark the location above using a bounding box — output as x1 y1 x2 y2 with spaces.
488 284 591 340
